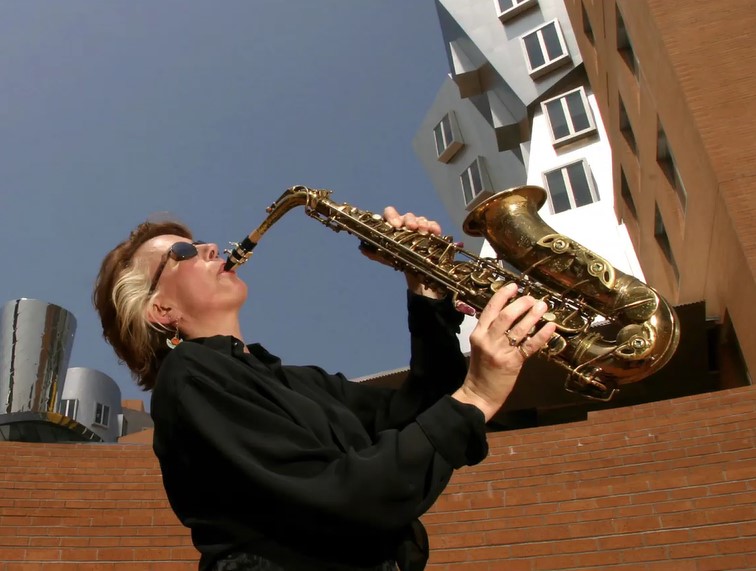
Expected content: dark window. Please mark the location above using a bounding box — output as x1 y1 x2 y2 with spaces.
523 33 545 69
544 161 597 213
497 0 538 21
433 113 464 163
620 169 637 219
616 5 639 79
497 0 537 15
657 123 687 212
461 158 487 205
94 403 110 428
618 97 637 155
582 1 594 45
543 88 596 145
655 204 679 281
60 399 78 420
522 21 570 77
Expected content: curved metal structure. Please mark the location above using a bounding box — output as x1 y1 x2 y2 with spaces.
0 299 77 414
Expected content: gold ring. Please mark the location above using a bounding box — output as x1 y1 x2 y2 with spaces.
518 345 531 359
505 330 519 347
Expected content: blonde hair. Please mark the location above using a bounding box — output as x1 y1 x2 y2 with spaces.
93 220 192 390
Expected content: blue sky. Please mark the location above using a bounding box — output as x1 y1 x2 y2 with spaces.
0 1 458 405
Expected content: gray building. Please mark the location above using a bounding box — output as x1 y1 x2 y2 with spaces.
60 368 124 442
414 0 643 351
0 298 100 442
414 0 584 230
0 297 149 443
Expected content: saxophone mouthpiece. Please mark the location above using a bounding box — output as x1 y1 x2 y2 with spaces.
224 237 257 271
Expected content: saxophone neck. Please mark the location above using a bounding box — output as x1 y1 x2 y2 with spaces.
223 186 333 271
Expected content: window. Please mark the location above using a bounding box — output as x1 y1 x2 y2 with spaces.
496 0 537 22
543 160 598 213
94 403 110 428
620 169 637 219
657 124 687 212
582 1 594 45
60 399 78 420
655 204 679 281
460 157 489 206
616 5 639 80
433 112 464 163
521 20 571 78
618 97 637 155
542 87 596 146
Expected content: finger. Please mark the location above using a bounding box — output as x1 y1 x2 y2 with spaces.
416 216 429 234
477 282 518 330
383 206 404 228
402 212 419 231
489 295 537 341
506 299 549 343
414 217 442 236
519 320 558 357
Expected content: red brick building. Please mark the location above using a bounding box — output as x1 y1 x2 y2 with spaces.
0 1 754 569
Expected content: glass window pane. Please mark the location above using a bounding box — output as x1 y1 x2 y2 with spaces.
541 23 565 61
61 399 77 419
433 123 445 156
441 115 453 146
546 170 570 213
566 162 593 207
470 161 483 195
566 91 591 132
545 99 570 139
523 33 545 69
461 172 473 204
498 0 515 10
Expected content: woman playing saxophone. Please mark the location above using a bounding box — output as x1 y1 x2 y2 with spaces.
93 206 555 571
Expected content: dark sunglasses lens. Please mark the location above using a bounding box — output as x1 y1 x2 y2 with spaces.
170 242 200 260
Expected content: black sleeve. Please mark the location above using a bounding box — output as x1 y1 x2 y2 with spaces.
296 291 471 434
175 370 486 532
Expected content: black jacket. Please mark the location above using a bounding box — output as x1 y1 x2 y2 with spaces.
151 293 488 571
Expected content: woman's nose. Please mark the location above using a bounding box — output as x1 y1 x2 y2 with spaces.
200 243 219 260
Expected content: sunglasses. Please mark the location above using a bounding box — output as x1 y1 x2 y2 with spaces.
148 241 206 296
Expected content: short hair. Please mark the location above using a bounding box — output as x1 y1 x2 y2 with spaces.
93 220 192 390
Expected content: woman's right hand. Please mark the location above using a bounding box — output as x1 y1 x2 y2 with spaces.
452 283 557 421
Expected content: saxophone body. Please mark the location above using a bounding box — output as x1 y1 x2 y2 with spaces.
224 185 680 401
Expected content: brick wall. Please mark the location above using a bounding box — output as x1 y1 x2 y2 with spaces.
0 443 196 571
424 385 756 570
1 386 754 570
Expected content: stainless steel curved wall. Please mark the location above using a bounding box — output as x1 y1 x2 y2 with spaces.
61 367 122 442
0 299 77 414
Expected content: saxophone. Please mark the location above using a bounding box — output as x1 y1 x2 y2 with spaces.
224 185 680 401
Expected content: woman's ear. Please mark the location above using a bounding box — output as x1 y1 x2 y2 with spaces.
145 300 175 328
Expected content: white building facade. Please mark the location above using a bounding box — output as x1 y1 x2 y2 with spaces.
413 0 643 351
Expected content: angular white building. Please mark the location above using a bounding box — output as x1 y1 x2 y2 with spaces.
413 0 643 350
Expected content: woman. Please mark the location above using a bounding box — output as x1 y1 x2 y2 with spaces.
93 208 555 571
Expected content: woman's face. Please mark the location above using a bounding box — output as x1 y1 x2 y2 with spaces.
137 234 247 326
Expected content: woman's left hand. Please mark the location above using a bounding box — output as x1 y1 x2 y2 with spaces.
362 206 445 299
